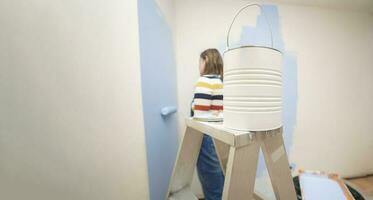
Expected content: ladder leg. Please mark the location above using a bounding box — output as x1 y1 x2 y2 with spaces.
166 127 203 199
260 128 297 200
212 138 230 175
222 143 260 200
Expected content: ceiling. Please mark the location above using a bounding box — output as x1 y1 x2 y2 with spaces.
244 0 373 13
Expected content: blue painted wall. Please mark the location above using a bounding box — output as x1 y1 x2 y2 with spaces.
220 5 298 175
137 0 179 199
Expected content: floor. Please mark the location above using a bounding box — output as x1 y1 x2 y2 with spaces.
197 175 373 200
346 175 373 200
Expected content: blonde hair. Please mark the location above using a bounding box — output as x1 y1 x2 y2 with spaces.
200 48 223 79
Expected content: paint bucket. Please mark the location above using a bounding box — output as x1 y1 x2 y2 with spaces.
223 4 282 131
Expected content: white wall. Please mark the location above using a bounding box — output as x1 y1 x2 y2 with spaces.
0 0 149 199
174 0 373 195
280 4 373 177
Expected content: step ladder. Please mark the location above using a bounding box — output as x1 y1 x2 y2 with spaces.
166 118 297 200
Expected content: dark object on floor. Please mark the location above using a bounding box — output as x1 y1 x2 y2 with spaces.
293 176 365 200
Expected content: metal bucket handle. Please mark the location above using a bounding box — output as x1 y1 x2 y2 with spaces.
226 4 274 50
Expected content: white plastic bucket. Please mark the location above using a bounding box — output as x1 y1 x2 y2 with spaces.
223 4 283 131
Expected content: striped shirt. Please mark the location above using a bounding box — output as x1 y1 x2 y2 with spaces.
191 74 223 119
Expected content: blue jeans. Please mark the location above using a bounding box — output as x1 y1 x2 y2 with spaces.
197 135 225 200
